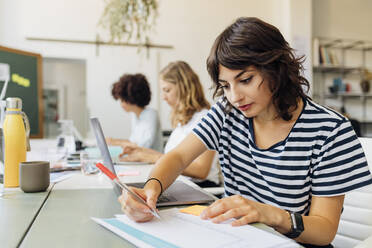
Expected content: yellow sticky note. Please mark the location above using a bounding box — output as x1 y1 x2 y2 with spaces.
179 205 207 216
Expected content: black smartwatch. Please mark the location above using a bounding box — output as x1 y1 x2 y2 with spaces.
284 211 304 239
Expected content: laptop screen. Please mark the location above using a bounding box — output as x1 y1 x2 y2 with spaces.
90 117 121 196
90 117 216 206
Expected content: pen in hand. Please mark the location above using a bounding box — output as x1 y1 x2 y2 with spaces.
95 162 161 219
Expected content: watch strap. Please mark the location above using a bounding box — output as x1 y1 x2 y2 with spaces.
285 211 304 239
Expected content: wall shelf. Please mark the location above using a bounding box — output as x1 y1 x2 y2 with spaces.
313 65 362 74
324 93 372 98
313 37 372 137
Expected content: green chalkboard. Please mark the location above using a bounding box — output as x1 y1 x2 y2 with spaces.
0 45 43 138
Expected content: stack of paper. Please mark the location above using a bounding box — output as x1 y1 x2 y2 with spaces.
92 208 298 248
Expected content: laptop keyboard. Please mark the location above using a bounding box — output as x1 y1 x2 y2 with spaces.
126 182 177 203
158 192 177 203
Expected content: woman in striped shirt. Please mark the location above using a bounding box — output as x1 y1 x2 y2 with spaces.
119 17 372 248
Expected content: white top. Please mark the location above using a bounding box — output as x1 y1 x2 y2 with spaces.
164 109 220 185
129 107 163 152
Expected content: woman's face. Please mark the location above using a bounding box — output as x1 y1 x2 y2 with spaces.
160 79 179 108
218 65 274 119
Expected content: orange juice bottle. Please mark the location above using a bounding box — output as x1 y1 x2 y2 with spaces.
3 98 30 187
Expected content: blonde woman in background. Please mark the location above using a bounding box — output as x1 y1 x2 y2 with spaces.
121 61 220 187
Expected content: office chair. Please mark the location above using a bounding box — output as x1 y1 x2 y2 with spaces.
332 138 372 248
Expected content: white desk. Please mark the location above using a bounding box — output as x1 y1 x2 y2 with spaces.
18 166 221 248
9 140 295 247
20 187 130 247
17 168 296 248
3 137 369 247
20 165 151 248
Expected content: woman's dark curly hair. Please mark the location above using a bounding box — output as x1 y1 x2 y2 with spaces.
111 73 151 108
207 17 310 121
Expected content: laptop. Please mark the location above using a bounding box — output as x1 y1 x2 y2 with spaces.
90 117 216 207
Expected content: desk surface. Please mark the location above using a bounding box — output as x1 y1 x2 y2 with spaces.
0 188 50 248
9 138 298 247
19 168 218 248
19 165 149 248
18 171 293 248
6 138 370 247
20 188 134 248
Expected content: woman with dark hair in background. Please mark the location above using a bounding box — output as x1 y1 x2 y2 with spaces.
107 73 162 152
118 18 372 248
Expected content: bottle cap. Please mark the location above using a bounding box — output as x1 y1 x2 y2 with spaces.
6 97 22 109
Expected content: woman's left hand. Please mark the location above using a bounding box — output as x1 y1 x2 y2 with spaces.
200 195 269 226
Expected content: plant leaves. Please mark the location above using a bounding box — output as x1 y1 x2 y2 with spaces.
98 0 158 46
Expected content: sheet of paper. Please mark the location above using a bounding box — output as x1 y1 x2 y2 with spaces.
92 208 298 248
50 171 77 183
118 170 141 177
114 161 151 166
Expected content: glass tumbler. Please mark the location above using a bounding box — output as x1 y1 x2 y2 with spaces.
80 151 100 175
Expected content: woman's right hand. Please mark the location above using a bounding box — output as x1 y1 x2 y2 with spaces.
120 146 162 164
105 137 116 145
119 143 138 157
117 186 159 222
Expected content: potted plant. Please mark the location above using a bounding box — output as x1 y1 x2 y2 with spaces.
98 0 159 46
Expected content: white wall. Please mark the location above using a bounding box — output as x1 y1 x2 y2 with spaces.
313 0 372 69
288 0 313 94
43 58 87 137
154 0 300 130
313 0 372 41
0 0 310 139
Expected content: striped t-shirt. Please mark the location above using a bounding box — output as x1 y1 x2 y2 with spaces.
193 97 372 214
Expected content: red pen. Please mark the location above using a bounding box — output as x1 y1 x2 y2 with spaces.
96 163 160 219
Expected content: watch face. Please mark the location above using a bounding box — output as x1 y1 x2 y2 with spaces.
293 212 304 232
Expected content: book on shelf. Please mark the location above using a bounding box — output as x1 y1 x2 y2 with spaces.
319 45 334 66
318 45 328 65
329 50 340 65
313 38 340 67
319 45 325 65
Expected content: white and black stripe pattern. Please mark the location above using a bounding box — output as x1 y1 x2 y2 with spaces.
193 98 372 214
